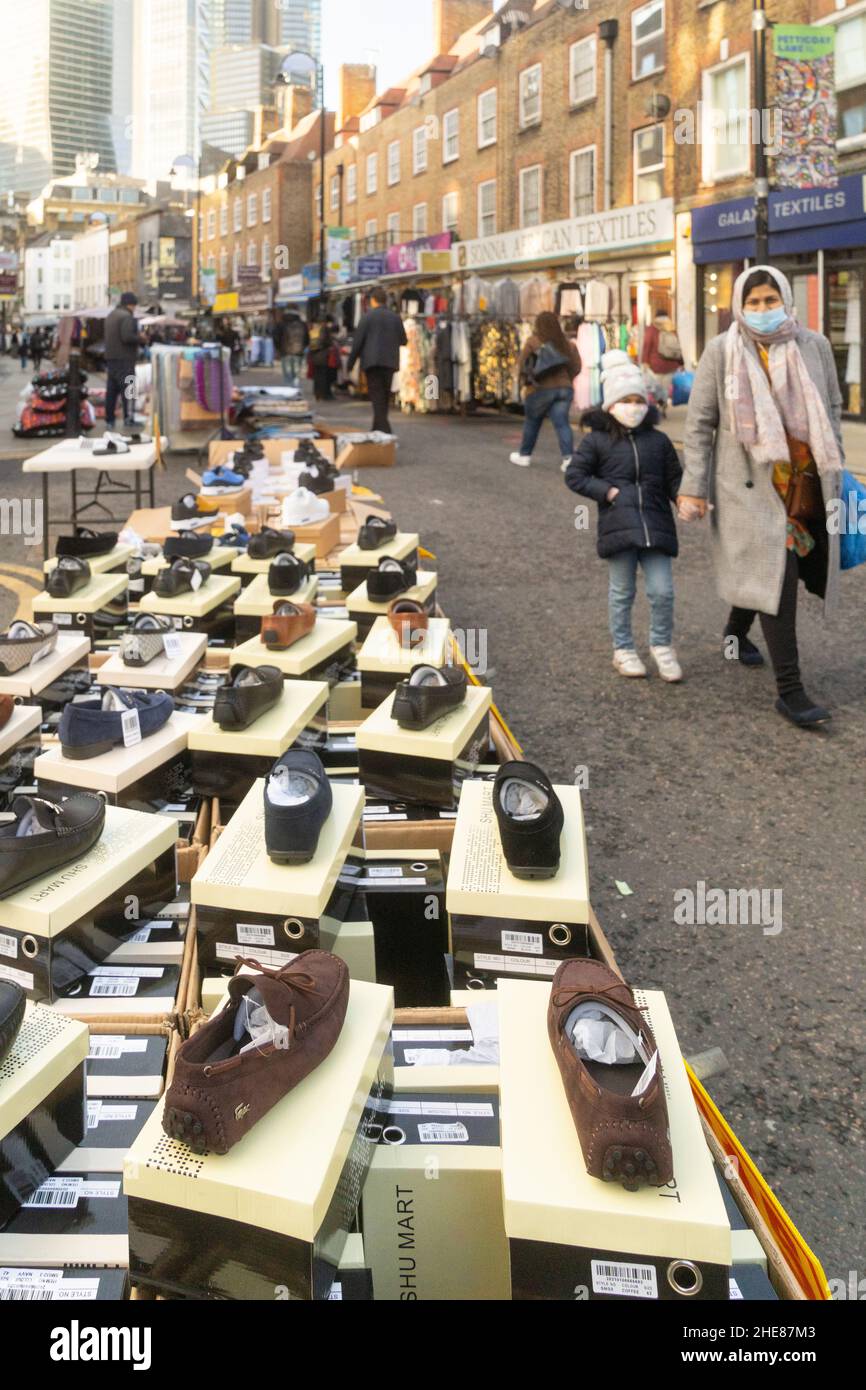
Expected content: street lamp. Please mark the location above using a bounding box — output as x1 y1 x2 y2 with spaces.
277 50 325 319
171 153 202 310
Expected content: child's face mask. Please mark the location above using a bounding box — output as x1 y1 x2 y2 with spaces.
610 401 648 430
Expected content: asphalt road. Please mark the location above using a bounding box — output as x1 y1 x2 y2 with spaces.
1 367 863 1289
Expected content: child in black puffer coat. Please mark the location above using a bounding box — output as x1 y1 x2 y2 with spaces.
565 351 684 681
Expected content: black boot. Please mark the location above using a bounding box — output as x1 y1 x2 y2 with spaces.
775 688 831 727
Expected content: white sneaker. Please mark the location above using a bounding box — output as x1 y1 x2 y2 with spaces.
561 458 572 472
650 645 683 682
613 649 647 678
510 452 531 467
281 486 330 527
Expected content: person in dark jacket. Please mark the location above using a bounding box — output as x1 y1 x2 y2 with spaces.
512 311 581 470
103 291 141 429
346 287 407 432
308 320 335 401
565 350 684 682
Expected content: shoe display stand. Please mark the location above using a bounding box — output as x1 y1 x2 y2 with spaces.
361 1088 510 1301
140 545 239 594
498 981 731 1301
0 806 177 1003
43 543 136 578
32 573 130 650
261 512 339 558
231 617 357 692
232 572 319 642
338 532 420 594
34 712 198 811
95 631 208 692
446 779 592 992
346 570 438 639
357 615 451 709
125 979 393 1300
231 541 316 586
0 703 42 810
138 573 241 640
357 684 491 810
191 778 364 974
188 679 329 806
0 633 91 708
0 1005 88 1226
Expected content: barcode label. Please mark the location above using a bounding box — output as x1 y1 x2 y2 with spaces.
0 932 17 960
590 1259 658 1299
216 942 297 969
164 633 183 659
54 612 73 626
417 1122 469 1144
126 928 151 942
0 1268 61 1289
121 707 141 748
501 930 543 955
392 1029 473 1043
24 1178 81 1210
89 978 139 997
473 953 559 977
86 1037 148 1059
88 1102 137 1125
79 1181 121 1199
377 1099 494 1118
366 866 403 878
91 966 163 978
0 962 34 991
237 923 275 947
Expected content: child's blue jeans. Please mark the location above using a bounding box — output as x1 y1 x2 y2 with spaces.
607 547 674 649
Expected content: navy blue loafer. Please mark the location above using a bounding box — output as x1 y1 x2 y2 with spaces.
58 686 175 760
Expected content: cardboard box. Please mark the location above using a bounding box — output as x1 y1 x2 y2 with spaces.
191 779 364 973
339 532 420 595
447 779 591 988
231 619 357 691
96 632 207 692
358 685 491 810
335 439 396 470
0 634 90 704
357 616 450 710
0 1004 88 1225
498 981 731 1300
361 1090 510 1300
33 573 129 648
232 571 319 642
188 679 328 805
85 1031 170 1100
0 807 178 1003
44 544 135 577
392 996 499 1094
0 1170 128 1268
125 979 394 1300
346 570 437 640
231 541 316 585
35 712 196 811
139 574 241 640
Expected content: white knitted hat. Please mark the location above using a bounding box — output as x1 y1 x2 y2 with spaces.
601 349 647 409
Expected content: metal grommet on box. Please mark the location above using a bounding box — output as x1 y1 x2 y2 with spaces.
667 1260 703 1297
382 1125 406 1146
466 975 486 991
75 613 87 626
282 917 305 941
183 616 195 630
549 923 572 947
21 935 38 960
410 861 428 874
96 789 109 805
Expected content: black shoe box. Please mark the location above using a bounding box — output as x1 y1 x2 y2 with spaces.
0 1265 128 1300
86 1033 169 1100
362 852 448 1006
729 1263 779 1300
0 1170 128 1268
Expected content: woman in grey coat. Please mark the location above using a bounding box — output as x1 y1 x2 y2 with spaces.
680 265 844 727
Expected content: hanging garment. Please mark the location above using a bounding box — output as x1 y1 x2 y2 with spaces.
471 320 520 404
435 320 454 396
558 285 584 318
491 278 521 319
451 320 472 401
462 275 492 316
583 280 611 318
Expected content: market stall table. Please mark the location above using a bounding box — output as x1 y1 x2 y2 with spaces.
23 438 165 560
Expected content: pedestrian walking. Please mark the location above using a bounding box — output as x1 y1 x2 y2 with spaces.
103 291 141 429
640 308 683 413
511 312 581 471
277 311 308 388
565 350 684 682
30 329 44 373
680 265 844 727
308 320 335 401
346 287 407 433
19 331 29 371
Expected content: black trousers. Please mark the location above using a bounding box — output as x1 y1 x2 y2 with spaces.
726 550 802 696
105 359 136 426
365 365 394 433
312 367 332 400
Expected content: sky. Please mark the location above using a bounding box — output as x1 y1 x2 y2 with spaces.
321 0 433 105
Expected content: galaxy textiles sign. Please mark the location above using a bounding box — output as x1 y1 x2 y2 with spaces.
454 200 674 271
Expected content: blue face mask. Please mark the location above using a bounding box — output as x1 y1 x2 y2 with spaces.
743 307 788 335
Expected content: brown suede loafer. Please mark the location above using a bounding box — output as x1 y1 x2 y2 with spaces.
0 695 13 732
260 600 317 651
547 958 673 1191
163 952 349 1155
387 598 429 647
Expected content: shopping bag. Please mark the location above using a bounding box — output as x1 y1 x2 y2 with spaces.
839 469 866 570
671 370 694 405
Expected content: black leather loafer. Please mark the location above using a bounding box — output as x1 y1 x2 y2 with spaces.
367 557 417 602
264 750 332 864
47 556 91 598
248 527 296 560
391 664 467 730
493 761 564 880
358 515 398 551
298 463 337 495
164 533 213 560
268 552 310 596
154 557 211 597
0 793 106 898
0 980 25 1065
214 664 283 731
55 527 117 559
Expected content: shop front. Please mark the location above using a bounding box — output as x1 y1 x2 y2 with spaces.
690 175 866 418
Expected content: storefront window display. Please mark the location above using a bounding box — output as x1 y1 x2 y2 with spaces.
699 263 742 349
826 264 863 419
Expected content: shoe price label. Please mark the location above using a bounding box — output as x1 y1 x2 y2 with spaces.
24 1177 81 1210
501 930 543 955
54 612 73 626
417 1122 470 1144
89 978 139 997
78 1181 121 1200
163 633 183 659
121 707 142 747
0 931 17 959
0 962 34 992
190 567 203 591
590 1260 658 1300
237 923 276 947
